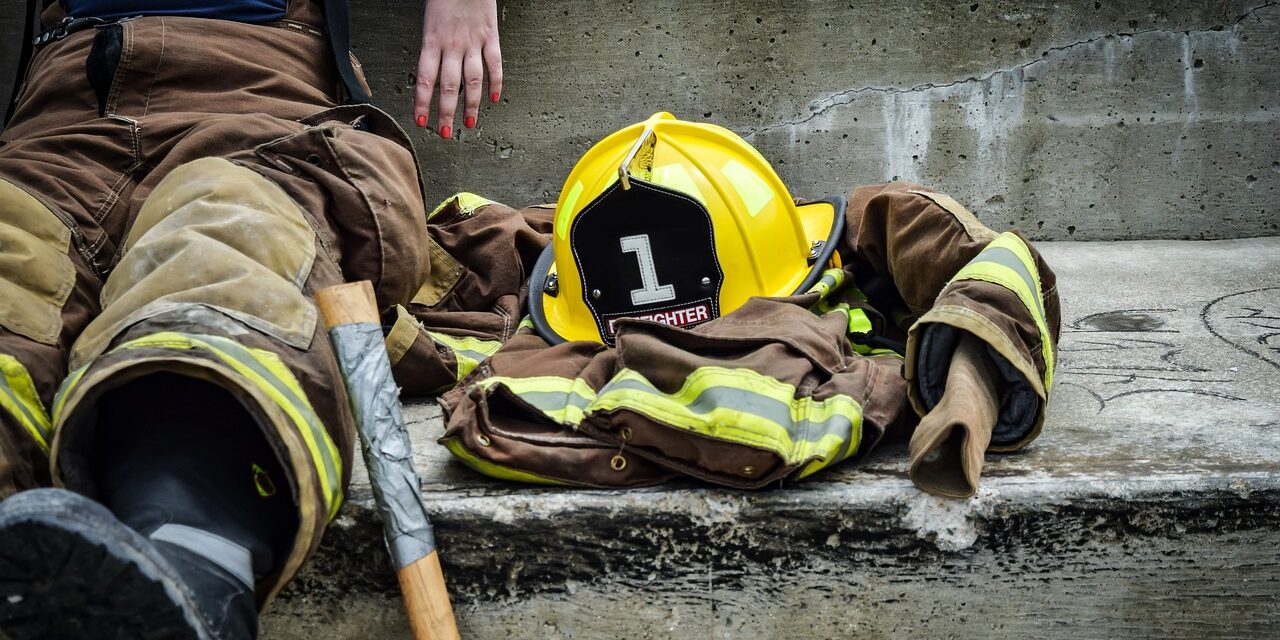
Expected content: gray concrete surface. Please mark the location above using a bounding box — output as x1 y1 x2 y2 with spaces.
2 1 1278 241
0 4 1275 635
260 237 1280 639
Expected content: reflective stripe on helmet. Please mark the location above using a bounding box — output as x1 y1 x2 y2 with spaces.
0 355 51 453
556 181 584 240
426 331 502 382
651 163 706 206
720 159 774 217
54 332 344 521
947 232 1055 392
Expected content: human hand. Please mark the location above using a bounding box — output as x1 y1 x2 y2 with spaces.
414 0 502 139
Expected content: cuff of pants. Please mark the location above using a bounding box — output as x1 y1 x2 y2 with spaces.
49 330 342 608
906 301 1050 452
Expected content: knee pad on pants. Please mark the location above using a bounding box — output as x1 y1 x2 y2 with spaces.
72 157 318 368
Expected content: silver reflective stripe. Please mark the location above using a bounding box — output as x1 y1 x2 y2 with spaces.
150 524 254 588
510 389 595 415
199 335 340 505
453 347 497 364
600 378 858 450
972 246 1046 321
811 272 840 293
425 333 499 366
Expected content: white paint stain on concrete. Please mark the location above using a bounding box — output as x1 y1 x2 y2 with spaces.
963 69 1026 195
882 91 932 182
901 486 996 552
1176 32 1201 159
1103 37 1118 81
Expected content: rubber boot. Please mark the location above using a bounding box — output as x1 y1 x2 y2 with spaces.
908 333 1001 498
0 373 297 640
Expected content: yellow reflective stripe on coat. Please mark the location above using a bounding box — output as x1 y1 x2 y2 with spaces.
594 367 861 473
846 307 873 334
466 367 861 477
428 331 502 381
427 192 496 221
52 363 89 421
816 304 902 358
442 438 568 485
949 233 1055 391
59 332 344 521
0 355 52 453
476 375 598 426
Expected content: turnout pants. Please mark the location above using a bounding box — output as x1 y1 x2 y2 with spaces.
0 0 429 604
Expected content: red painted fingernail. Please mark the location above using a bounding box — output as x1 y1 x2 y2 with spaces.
465 116 476 129
491 92 500 103
440 125 452 139
415 115 426 127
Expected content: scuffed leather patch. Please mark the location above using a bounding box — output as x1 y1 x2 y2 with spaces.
908 189 997 243
71 158 318 368
410 235 464 308
0 179 75 345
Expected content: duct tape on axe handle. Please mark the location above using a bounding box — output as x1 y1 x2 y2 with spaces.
330 322 435 569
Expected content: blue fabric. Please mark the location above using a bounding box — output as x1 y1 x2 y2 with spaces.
62 0 288 23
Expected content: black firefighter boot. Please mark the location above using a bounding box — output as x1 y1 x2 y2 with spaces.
0 373 298 640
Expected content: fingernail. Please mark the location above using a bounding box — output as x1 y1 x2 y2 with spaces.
440 125 452 139
415 115 426 127
491 92 500 103
465 116 476 129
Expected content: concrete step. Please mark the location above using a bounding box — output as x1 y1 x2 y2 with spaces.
262 237 1280 639
2 1 1277 241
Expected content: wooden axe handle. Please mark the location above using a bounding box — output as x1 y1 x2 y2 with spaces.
315 281 461 640
316 281 379 328
399 551 460 640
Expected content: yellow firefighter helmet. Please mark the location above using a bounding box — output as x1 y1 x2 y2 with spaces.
529 112 845 345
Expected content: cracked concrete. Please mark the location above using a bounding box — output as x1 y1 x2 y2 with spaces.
744 0 1279 136
1 1 1276 240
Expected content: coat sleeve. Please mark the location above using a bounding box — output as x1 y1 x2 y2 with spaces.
840 182 1061 450
383 193 553 395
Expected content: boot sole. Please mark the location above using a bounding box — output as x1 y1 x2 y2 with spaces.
0 489 214 640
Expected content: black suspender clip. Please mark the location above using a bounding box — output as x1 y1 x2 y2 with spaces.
33 16 109 47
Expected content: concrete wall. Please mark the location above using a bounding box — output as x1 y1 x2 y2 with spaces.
2 1 1278 240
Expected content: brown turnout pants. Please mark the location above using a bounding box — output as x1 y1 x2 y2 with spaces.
0 0 429 603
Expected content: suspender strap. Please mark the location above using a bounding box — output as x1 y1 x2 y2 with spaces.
322 0 370 104
4 1 371 118
3 0 39 126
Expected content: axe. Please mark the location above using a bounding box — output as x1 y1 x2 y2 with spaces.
316 281 460 640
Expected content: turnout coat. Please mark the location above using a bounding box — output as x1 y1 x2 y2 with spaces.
386 184 1061 491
